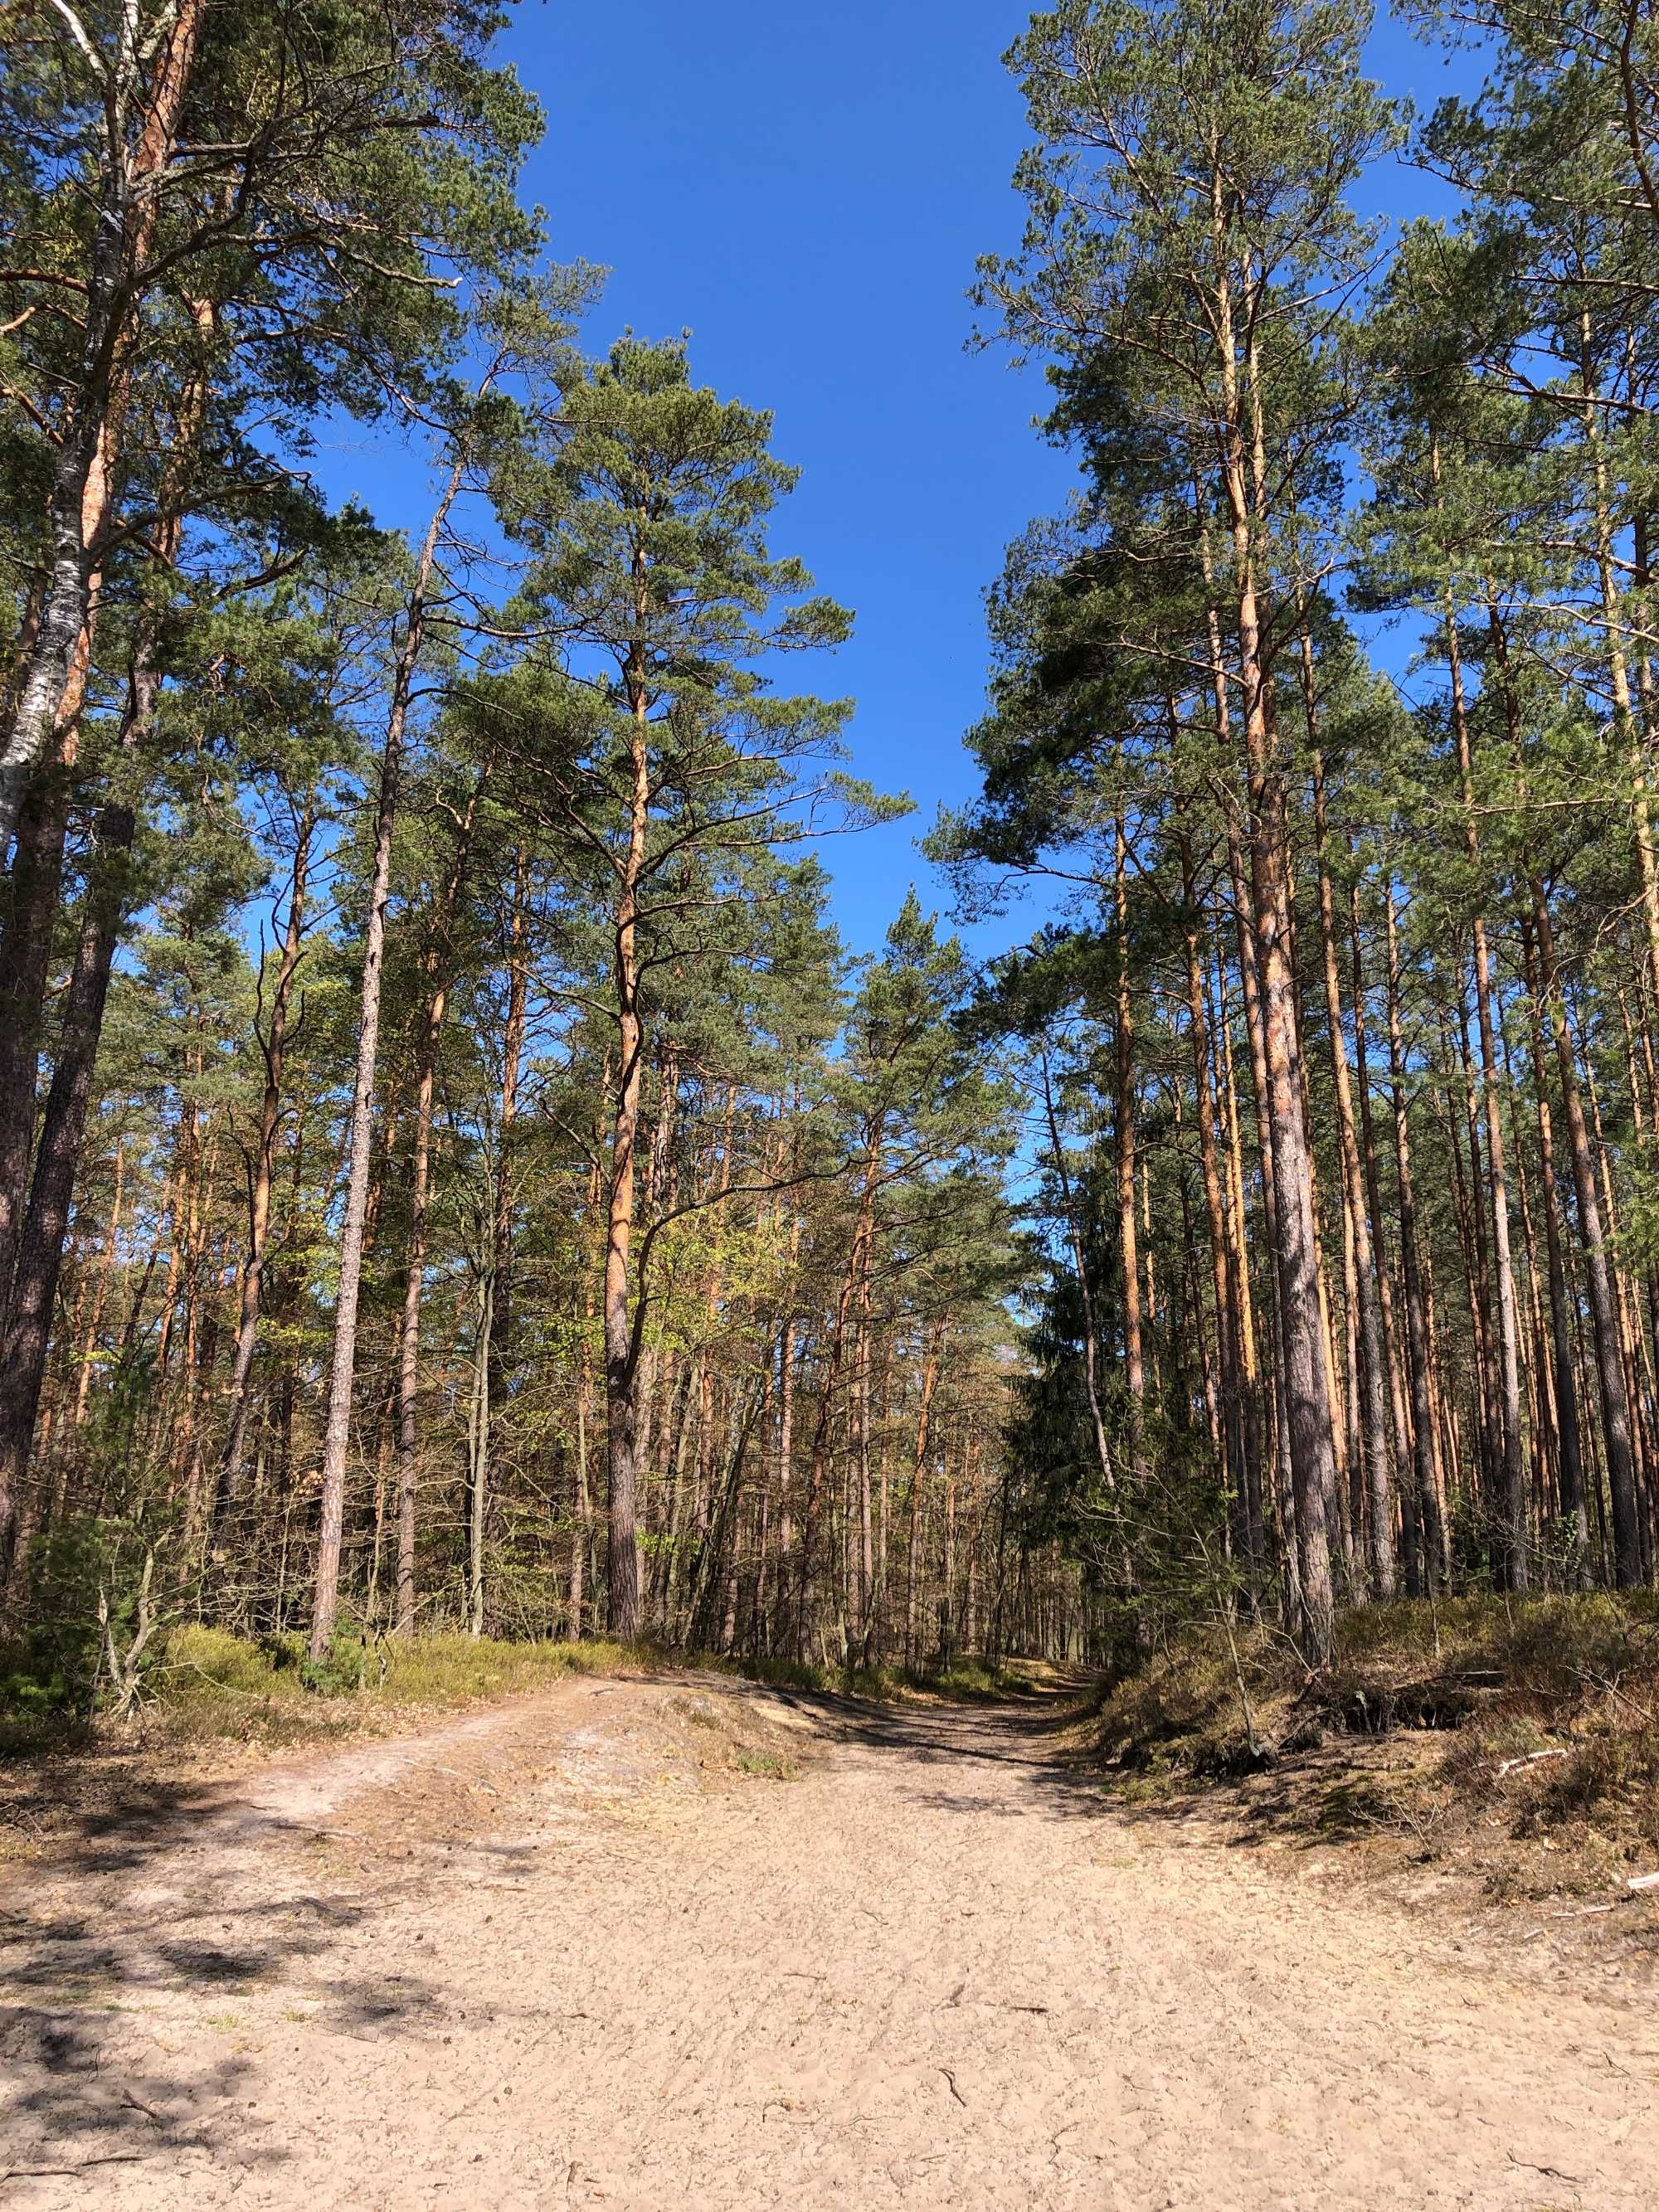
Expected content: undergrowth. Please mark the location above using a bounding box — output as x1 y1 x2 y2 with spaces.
1093 1592 1659 1876
0 1621 1041 1765
89 1626 649 1755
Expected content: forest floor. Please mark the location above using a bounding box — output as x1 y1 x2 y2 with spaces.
2 1670 1658 2210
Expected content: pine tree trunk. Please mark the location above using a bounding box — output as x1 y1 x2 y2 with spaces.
1213 256 1337 1657
392 763 490 1636
393 1023 439 1636
1384 884 1444 1593
1114 815 1147 1478
904 1319 943 1673
71 1140 123 1436
0 754 77 1310
1484 571 1642 1592
1177 801 1248 1591
570 1335 592 1636
1439 1006 1500 1549
798 1153 876 1660
1213 946 1267 1582
309 468 460 1663
1529 891 1642 1585
1310 749 1394 1597
467 1271 493 1637
1224 810 1301 1621
213 812 314 1542
773 1300 799 1643
854 1261 876 1665
1440 573 1529 1586
489 848 531 1398
1519 916 1589 1578
0 817 131 1583
601 575 655 1641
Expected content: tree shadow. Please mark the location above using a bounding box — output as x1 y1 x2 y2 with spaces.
763 1679 1121 1825
0 1772 452 2186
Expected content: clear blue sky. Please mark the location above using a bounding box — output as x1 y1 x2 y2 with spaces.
320 2 1484 959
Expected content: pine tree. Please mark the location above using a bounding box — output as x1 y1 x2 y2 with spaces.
505 336 871 1640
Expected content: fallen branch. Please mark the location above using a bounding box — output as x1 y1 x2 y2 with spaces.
1506 2151 1588 2185
1497 1748 1568 1777
1 2155 145 2186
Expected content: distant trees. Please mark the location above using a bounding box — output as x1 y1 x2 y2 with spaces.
0 0 544 1603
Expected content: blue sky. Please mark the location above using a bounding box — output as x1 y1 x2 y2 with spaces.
317 2 1486 960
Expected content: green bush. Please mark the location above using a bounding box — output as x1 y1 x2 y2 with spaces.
299 1629 377 1699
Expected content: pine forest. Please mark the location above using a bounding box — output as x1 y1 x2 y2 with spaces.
7 0 1659 1688
13 1 1659 2201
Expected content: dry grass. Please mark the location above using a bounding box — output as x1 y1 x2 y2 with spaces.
680 1648 1040 1707
1092 1593 1659 1893
142 1625 649 1753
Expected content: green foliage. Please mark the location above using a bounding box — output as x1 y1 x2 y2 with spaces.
0 1516 162 1723
299 1630 377 1699
0 1524 107 1722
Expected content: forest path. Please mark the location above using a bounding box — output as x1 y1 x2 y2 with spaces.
3 1670 1657 2210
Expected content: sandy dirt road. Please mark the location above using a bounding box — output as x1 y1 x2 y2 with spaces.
3 1674 1657 2210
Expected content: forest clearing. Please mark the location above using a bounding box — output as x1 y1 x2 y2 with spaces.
3 1663 1658 2211
11 0 1659 2196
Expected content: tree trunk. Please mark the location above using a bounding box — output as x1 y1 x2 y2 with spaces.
467 1270 494 1637
392 761 492 1635
1384 885 1444 1594
1213 248 1337 1657
1484 580 1642 1589
1531 892 1643 1585
0 756 78 1308
904 1319 944 1672
1176 798 1248 1588
1311 747 1394 1597
798 1151 877 1660
0 813 131 1582
489 848 531 1396
71 1140 124 1436
1440 566 1528 1586
1113 814 1148 1478
601 557 657 1642
309 467 460 1662
212 810 314 1543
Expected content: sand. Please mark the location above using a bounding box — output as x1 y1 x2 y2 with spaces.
3 1673 1656 2209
